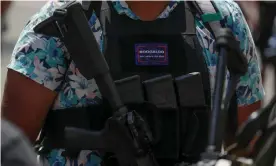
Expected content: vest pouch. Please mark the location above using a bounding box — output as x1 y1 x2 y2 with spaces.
175 73 209 161
114 75 179 160
114 75 161 145
143 75 180 160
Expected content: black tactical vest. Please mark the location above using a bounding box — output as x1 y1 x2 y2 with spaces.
102 2 210 103
36 1 212 164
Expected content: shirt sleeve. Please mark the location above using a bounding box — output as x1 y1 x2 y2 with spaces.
7 1 70 92
216 0 265 106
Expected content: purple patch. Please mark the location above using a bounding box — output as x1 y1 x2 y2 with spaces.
135 43 168 66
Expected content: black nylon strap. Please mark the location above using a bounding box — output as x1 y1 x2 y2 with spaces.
84 1 102 19
184 1 196 35
100 2 111 37
186 1 216 38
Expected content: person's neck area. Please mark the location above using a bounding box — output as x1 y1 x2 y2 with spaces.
126 1 170 21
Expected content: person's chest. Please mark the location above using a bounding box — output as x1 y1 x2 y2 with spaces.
52 3 219 110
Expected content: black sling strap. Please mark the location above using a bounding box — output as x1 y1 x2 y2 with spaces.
83 1 102 19
82 1 110 27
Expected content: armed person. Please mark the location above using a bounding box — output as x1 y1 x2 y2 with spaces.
1 0 265 165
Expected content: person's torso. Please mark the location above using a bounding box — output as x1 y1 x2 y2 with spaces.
28 0 256 165
51 0 224 111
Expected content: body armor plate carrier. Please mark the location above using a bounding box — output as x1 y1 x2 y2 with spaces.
33 1 238 165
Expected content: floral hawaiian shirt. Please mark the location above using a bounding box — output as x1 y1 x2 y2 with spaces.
8 0 265 165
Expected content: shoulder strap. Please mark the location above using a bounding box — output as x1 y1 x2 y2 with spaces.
81 1 110 26
81 1 111 52
82 0 223 38
81 1 102 19
190 0 224 38
100 1 111 36
82 1 224 50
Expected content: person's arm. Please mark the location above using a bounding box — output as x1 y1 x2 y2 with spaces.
2 70 57 142
1 1 69 143
230 1 265 126
216 0 265 126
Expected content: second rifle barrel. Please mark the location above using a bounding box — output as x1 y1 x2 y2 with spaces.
208 47 227 150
